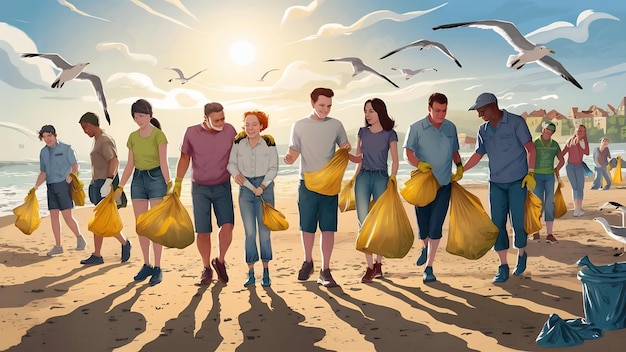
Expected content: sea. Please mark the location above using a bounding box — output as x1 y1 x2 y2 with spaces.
2 143 623 218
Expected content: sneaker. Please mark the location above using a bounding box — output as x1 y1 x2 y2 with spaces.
211 258 229 284
361 266 376 283
513 252 528 276
546 234 558 244
244 270 255 287
297 261 314 281
423 266 436 283
196 267 213 286
47 245 63 256
80 254 104 265
317 268 338 287
532 233 540 241
493 264 510 283
76 235 87 251
261 268 271 287
121 240 132 263
149 267 162 286
373 262 383 278
134 264 154 281
416 247 428 266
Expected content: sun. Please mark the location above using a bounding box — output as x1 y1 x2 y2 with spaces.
229 40 256 66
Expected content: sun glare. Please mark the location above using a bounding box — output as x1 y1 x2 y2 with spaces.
229 40 256 66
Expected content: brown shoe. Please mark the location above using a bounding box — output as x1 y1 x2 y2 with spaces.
373 262 383 278
211 258 229 284
317 268 338 287
546 234 558 244
297 261 314 281
195 267 213 286
532 233 540 241
361 266 376 283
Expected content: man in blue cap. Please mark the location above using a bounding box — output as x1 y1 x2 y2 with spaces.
463 93 537 283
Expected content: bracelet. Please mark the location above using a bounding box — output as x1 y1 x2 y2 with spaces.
455 161 463 167
260 184 267 190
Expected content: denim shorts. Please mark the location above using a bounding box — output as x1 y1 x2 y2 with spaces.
192 181 235 233
47 180 74 211
298 180 338 233
130 167 167 200
89 174 127 208
415 182 451 240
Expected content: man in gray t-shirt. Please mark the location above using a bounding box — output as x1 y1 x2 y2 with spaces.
284 87 350 287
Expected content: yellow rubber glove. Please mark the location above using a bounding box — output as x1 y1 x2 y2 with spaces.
389 174 397 185
173 177 183 196
417 161 433 173
607 164 612 171
451 165 463 182
522 172 536 191
166 180 172 193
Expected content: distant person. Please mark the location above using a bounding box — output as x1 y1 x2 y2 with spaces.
463 93 536 283
34 125 87 256
116 99 170 286
591 137 611 191
174 102 237 286
284 87 351 287
403 93 462 283
531 122 565 244
558 125 589 216
227 110 278 287
78 112 132 264
348 98 398 283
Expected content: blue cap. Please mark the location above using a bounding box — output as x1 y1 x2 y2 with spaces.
468 93 497 110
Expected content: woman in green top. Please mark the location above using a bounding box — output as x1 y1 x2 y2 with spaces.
532 122 565 244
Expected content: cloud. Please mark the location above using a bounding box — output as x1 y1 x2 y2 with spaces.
0 122 39 140
533 94 559 101
57 0 111 22
96 42 157 65
290 3 447 43
107 72 167 95
525 9 619 44
164 0 197 21
281 0 324 27
592 80 607 93
464 84 483 91
129 0 202 33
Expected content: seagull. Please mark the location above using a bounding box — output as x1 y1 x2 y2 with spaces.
258 68 279 81
595 201 626 256
391 67 437 80
324 57 399 88
432 20 583 89
380 39 462 68
21 53 111 124
164 67 207 84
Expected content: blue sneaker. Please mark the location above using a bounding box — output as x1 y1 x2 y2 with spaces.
416 247 428 266
513 252 528 276
149 267 162 286
423 266 436 283
80 254 104 265
244 270 255 287
134 264 154 281
121 240 131 263
261 268 271 287
493 264 510 283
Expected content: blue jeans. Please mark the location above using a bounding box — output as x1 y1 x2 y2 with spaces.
566 163 585 200
239 176 273 264
354 169 388 227
415 182 451 240
533 173 555 222
130 167 167 200
591 166 611 190
490 180 527 251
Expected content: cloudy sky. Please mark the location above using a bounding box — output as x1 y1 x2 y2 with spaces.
1 0 624 161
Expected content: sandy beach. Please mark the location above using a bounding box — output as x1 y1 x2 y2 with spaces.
2 181 626 352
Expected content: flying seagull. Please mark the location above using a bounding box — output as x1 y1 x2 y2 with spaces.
324 57 399 88
391 67 437 80
380 39 462 68
595 201 626 256
165 67 207 84
21 53 111 124
432 20 582 89
258 68 279 82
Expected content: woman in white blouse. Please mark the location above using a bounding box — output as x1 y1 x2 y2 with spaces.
227 110 279 287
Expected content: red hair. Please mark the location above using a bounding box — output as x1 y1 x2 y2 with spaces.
243 110 269 131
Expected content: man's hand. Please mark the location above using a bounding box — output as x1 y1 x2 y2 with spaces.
166 180 172 193
284 153 294 165
234 173 246 186
100 178 113 197
554 168 560 178
522 172 536 191
417 161 433 173
607 164 613 171
451 165 463 182
173 177 183 196
557 176 564 188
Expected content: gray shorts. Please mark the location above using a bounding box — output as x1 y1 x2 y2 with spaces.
47 181 74 211
192 181 235 233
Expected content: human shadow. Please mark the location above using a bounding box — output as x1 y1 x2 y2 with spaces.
140 284 224 351
0 244 50 267
0 264 121 308
7 283 148 351
235 285 330 352
501 276 586 318
309 283 477 351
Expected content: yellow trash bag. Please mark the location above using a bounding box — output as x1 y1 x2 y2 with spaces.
554 182 567 219
446 182 499 260
338 173 357 212
69 173 85 206
304 149 349 196
261 197 289 231
400 169 440 207
356 177 414 258
524 190 543 235
136 193 195 249
612 156 622 185
88 191 123 237
13 188 41 235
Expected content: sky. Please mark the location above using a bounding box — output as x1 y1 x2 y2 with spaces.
1 0 625 161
